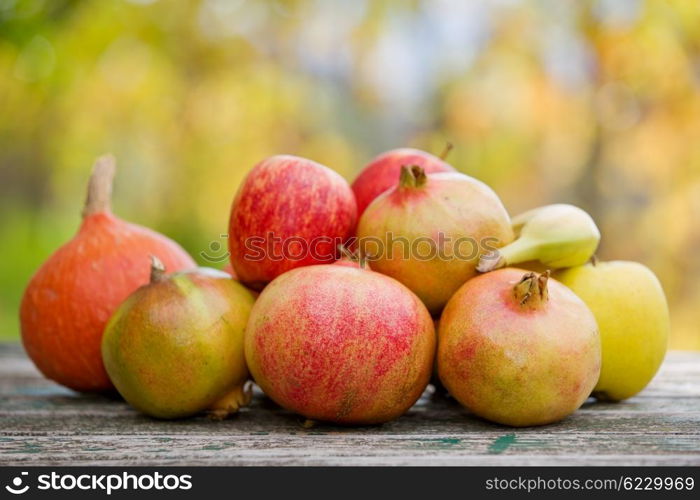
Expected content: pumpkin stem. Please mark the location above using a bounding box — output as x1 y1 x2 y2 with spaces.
83 154 116 217
149 255 167 283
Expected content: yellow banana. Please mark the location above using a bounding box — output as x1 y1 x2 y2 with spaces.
477 204 600 272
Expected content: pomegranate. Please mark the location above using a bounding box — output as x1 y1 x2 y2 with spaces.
357 166 513 314
352 147 455 217
228 155 357 290
438 269 601 427
102 257 256 419
20 155 195 392
245 260 435 424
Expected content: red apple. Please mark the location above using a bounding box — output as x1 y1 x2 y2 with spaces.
229 155 356 289
352 148 455 217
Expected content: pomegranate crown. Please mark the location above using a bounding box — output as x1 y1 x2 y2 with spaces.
513 270 550 307
149 255 167 283
399 165 428 188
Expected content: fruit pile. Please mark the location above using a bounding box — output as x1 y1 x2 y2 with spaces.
20 149 670 427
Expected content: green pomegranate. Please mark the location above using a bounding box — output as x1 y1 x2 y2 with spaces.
438 269 600 426
357 166 513 314
102 257 256 419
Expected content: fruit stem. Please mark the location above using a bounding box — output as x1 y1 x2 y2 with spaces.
207 382 252 420
439 141 454 161
513 271 550 308
337 243 370 269
358 254 370 269
476 250 505 273
149 255 167 283
338 243 356 261
590 254 599 266
301 419 317 429
399 165 427 188
83 154 116 217
477 237 538 272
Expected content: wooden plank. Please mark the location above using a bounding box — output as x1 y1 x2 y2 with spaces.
1 343 699 466
2 437 700 466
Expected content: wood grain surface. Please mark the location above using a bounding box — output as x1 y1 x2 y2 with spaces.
1 343 699 466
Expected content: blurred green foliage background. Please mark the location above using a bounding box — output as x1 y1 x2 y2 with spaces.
1 0 699 349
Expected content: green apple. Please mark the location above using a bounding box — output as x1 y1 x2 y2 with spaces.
556 261 670 401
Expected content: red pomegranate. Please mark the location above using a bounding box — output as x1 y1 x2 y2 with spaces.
228 155 357 290
438 269 601 426
20 155 196 392
245 260 436 424
352 148 455 217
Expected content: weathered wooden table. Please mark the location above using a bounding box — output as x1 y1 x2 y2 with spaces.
1 343 698 466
